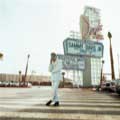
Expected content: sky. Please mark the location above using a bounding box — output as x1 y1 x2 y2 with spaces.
0 0 120 78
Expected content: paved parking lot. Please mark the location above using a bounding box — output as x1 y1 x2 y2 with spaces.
0 86 120 120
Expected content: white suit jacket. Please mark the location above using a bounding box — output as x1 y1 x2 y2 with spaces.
49 59 62 81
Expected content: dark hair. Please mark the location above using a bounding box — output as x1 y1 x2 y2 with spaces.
51 52 56 57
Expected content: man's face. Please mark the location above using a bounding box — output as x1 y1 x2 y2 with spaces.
51 54 56 62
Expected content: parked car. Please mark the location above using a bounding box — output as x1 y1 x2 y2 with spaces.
28 82 32 87
101 81 116 92
0 81 32 87
115 79 120 94
20 82 32 87
0 81 6 87
0 81 4 87
4 81 10 87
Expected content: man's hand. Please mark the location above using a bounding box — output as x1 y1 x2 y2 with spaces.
50 58 52 64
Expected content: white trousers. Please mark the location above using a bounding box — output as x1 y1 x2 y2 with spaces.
52 80 60 102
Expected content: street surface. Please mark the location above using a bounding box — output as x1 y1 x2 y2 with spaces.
0 86 120 120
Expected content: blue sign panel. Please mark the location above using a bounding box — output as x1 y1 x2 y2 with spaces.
63 38 104 58
57 54 85 70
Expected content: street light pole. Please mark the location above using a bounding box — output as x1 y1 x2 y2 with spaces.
62 72 65 88
108 32 115 80
24 54 30 86
100 60 104 87
117 54 120 79
19 70 22 87
0 52 3 60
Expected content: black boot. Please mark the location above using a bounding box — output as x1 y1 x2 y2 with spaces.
46 100 52 106
53 101 59 106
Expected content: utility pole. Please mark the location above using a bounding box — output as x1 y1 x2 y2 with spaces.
117 54 120 79
77 70 79 88
100 60 104 86
0 52 3 60
62 72 65 88
24 54 30 86
73 70 75 87
108 32 115 80
18 70 22 87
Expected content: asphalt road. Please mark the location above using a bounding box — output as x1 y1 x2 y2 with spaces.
0 86 120 120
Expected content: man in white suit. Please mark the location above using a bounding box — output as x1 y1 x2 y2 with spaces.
46 52 62 106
